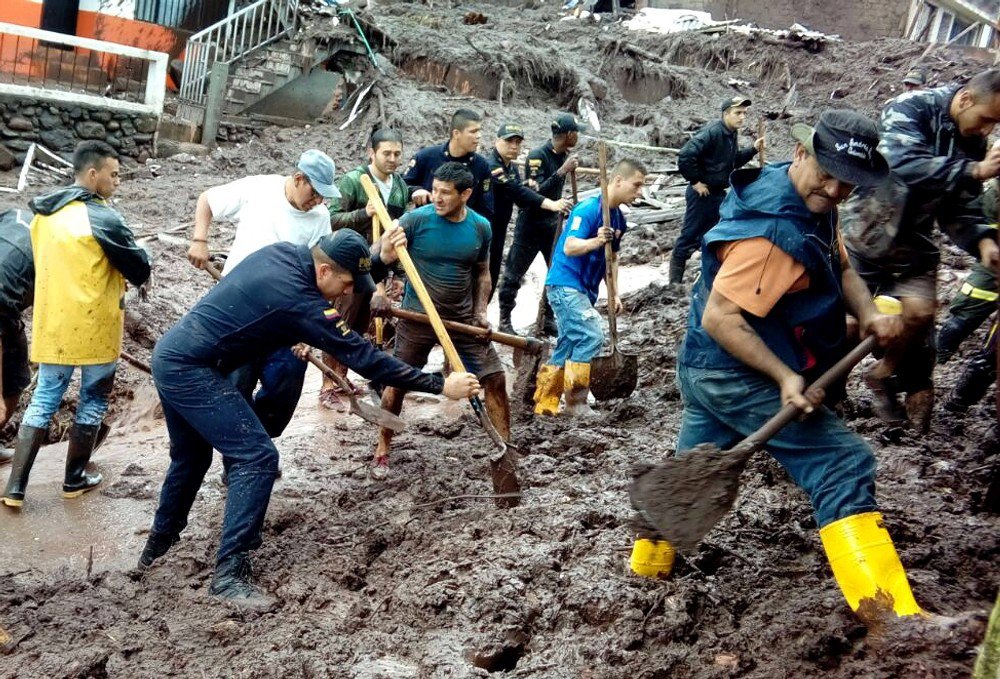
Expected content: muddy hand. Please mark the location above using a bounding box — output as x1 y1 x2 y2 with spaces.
779 373 816 414
378 222 407 265
411 189 431 206
863 312 903 348
187 240 209 269
443 371 481 399
291 343 310 361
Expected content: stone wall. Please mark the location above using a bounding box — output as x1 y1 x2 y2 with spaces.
0 96 158 168
706 0 909 41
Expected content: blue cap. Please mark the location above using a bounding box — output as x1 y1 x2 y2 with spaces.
318 230 375 294
297 149 341 199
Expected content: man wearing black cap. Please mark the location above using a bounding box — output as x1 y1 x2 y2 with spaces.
486 122 572 296
840 68 1000 432
497 113 581 335
140 228 481 608
404 108 494 221
669 110 921 620
671 96 764 289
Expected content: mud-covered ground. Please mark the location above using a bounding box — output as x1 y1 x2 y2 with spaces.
2 2 999 677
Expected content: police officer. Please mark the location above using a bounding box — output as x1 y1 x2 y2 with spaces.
671 96 764 289
497 113 582 335
486 122 571 296
404 108 494 221
139 228 481 609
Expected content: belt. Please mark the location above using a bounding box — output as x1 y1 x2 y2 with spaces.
960 282 999 302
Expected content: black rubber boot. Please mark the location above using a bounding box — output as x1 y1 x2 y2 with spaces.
2 426 46 508
945 355 996 412
667 254 687 295
0 448 12 465
209 553 277 611
137 531 180 570
62 423 103 498
936 316 977 365
498 308 517 336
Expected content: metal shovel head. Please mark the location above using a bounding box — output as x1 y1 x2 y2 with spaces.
629 443 755 553
590 349 638 401
350 397 407 433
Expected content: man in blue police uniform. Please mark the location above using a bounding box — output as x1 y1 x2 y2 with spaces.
404 108 494 221
139 228 481 610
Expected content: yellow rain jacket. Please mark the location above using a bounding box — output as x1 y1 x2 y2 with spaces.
29 186 150 365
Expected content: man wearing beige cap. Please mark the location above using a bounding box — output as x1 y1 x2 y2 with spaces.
672 96 765 290
186 149 338 438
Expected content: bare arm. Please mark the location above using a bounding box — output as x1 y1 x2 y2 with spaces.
701 288 819 412
471 260 491 327
564 225 613 257
187 192 214 268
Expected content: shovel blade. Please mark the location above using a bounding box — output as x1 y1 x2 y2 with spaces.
590 350 638 401
629 444 753 553
350 399 408 433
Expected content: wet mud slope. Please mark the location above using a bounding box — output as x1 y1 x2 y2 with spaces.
2 3 999 677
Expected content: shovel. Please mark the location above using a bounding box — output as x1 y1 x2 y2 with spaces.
590 141 638 401
358 175 521 505
379 307 545 355
202 261 408 433
629 336 877 552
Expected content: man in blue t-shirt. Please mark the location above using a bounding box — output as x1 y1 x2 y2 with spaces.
372 162 515 492
534 158 646 417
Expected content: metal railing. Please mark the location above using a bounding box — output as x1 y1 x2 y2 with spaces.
179 0 300 106
134 0 230 32
0 22 169 115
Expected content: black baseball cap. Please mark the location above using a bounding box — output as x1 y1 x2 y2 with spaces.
721 96 751 112
791 110 889 187
317 230 376 294
496 123 525 140
551 113 585 134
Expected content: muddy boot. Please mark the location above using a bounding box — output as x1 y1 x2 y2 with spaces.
498 308 517 336
629 537 675 579
563 361 596 417
2 426 46 508
62 423 103 499
863 368 906 425
904 388 934 435
137 531 180 570
209 553 277 611
0 448 12 465
532 364 565 416
936 316 975 365
819 512 922 619
945 355 995 413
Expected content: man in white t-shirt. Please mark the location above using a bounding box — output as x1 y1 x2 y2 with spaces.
186 149 340 437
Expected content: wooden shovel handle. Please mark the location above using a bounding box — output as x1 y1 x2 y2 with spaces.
598 141 620 352
358 174 468 373
371 213 385 346
731 336 877 455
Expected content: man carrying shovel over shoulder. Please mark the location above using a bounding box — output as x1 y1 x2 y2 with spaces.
669 110 922 618
140 227 481 609
371 162 512 486
533 158 646 417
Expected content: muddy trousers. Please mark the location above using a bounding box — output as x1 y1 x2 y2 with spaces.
669 187 725 284
497 221 557 323
228 347 307 438
546 286 603 365
677 364 877 527
150 353 279 565
22 362 117 428
937 262 998 363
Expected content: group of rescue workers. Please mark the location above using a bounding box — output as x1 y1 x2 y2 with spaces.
1 64 998 617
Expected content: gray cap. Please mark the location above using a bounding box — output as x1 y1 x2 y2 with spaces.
902 69 926 86
297 149 341 199
721 96 751 112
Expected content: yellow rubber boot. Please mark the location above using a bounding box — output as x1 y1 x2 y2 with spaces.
563 361 596 417
629 538 675 579
819 511 922 618
533 364 565 416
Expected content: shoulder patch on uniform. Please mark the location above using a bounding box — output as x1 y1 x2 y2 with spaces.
324 307 340 320
482 178 491 192
491 167 504 176
528 159 542 167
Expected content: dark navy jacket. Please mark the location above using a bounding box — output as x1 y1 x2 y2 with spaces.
403 141 494 220
681 163 846 378
516 140 568 231
0 209 34 323
486 147 545 234
154 242 444 394
677 119 758 192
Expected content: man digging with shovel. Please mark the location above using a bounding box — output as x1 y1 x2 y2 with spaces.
140 228 481 609
534 157 646 416
637 111 924 619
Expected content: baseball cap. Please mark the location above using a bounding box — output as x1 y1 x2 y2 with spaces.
721 96 752 113
496 123 525 140
317 230 375 294
791 109 889 187
902 69 926 86
551 113 585 134
297 149 341 199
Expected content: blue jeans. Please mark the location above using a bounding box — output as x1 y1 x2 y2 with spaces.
676 363 877 528
150 334 279 565
22 362 117 428
227 346 307 438
547 286 604 366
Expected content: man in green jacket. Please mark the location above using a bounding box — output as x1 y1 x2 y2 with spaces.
321 128 412 409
